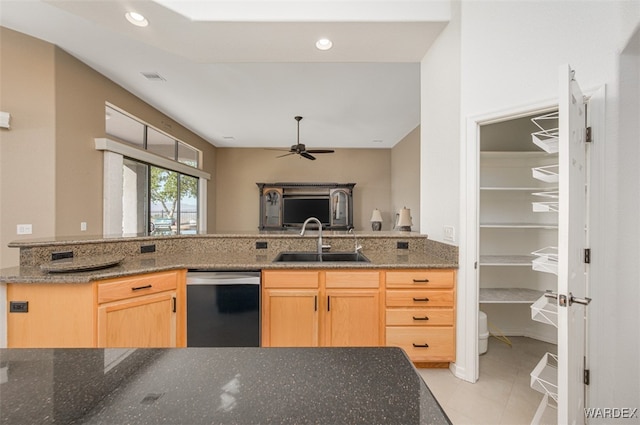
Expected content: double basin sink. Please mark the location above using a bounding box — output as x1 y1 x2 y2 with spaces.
273 251 370 263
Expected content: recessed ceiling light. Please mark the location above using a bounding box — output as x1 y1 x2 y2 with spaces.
125 11 149 27
141 72 166 82
315 38 333 51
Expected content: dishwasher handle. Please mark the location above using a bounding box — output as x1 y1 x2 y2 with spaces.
186 271 261 286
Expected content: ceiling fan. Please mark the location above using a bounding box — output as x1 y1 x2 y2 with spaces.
274 116 335 160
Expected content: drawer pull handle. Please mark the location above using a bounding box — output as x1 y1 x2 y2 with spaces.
412 343 429 348
412 297 430 302
413 278 430 283
131 284 152 291
413 316 429 321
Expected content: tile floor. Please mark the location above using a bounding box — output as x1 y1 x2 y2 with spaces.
418 336 558 425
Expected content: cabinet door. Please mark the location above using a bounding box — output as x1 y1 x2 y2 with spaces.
97 291 177 348
262 289 319 347
325 290 381 346
386 327 455 362
262 188 283 228
7 283 95 348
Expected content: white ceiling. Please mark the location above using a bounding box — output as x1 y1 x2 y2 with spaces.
0 0 449 149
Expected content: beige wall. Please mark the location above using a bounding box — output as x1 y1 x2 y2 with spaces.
0 28 57 268
391 126 420 232
1 28 421 264
0 28 217 267
215 148 392 232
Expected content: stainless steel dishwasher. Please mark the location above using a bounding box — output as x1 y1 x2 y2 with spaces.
186 270 261 347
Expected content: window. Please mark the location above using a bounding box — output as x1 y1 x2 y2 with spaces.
148 165 199 236
105 105 201 168
105 107 145 149
100 104 209 237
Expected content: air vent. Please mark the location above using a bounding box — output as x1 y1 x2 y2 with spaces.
141 72 166 82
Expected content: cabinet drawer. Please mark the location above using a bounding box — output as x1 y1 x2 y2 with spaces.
386 290 454 307
325 271 379 288
385 270 454 289
386 308 454 326
262 271 319 288
98 271 178 304
386 327 455 361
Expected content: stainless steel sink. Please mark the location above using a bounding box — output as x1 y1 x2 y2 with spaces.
272 251 371 263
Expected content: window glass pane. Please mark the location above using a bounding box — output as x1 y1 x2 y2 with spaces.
178 142 200 168
106 106 145 148
122 159 149 235
147 127 176 160
179 174 198 234
150 167 178 235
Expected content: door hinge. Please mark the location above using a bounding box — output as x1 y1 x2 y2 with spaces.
586 126 592 143
584 248 591 264
584 369 590 385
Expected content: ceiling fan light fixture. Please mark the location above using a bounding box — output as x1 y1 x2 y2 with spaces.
315 38 333 51
125 12 149 27
272 116 334 160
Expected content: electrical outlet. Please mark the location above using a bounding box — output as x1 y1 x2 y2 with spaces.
9 301 28 313
80 222 87 231
397 241 409 250
140 244 156 253
443 225 455 242
17 224 32 235
256 241 268 249
52 251 73 261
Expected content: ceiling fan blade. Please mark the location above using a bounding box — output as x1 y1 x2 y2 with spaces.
265 148 293 152
300 152 316 160
276 152 296 158
306 149 334 154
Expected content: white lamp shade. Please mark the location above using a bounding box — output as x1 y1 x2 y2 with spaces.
396 207 412 227
370 209 383 222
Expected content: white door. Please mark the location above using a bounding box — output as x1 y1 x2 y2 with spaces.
557 64 590 424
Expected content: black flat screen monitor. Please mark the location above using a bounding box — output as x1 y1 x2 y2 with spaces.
283 198 330 226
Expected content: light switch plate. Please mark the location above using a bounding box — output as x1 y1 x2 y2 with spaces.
444 225 455 242
17 224 32 235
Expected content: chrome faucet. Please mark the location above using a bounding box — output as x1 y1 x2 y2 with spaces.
300 217 323 255
348 227 363 253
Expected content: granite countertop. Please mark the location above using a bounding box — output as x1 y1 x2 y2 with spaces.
0 250 454 283
1 233 458 283
0 347 451 425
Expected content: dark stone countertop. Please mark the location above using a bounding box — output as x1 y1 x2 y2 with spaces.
0 347 451 425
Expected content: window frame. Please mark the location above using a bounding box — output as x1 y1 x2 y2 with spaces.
97 138 209 237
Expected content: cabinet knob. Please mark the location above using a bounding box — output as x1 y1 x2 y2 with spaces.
412 297 430 302
412 343 429 348
412 316 429 321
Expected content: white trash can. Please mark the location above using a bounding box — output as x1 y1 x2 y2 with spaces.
479 310 489 355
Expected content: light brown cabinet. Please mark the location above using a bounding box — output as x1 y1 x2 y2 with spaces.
385 269 456 365
7 270 186 348
97 271 182 347
261 269 382 347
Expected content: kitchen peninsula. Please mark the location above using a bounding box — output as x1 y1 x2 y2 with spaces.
1 232 457 282
1 232 458 364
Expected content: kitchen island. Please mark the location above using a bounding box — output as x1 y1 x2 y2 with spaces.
0 346 451 424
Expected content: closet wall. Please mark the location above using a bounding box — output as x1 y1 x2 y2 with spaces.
478 113 559 344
